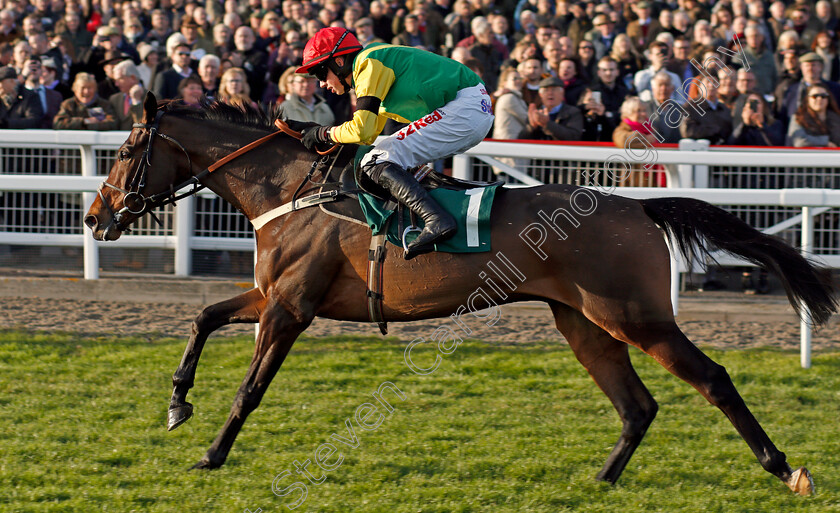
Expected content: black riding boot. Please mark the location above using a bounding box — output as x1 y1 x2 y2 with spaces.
372 162 457 259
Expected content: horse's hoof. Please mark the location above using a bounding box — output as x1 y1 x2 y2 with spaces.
190 458 219 470
787 467 815 496
167 402 194 431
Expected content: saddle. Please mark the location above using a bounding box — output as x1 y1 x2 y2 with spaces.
321 146 502 226
274 119 502 335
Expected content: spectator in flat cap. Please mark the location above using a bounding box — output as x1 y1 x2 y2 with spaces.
0 65 43 128
180 16 214 59
355 18 383 47
778 51 840 124
276 72 335 125
97 50 129 100
589 14 618 60
626 1 662 51
519 77 584 141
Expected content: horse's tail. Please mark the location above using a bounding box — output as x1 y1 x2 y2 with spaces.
641 197 838 326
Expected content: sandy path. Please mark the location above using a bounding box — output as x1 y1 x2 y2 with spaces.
3 297 839 351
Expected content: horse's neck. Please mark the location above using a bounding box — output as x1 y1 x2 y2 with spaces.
189 129 309 219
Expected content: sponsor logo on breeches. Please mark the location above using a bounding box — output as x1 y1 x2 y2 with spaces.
396 110 444 140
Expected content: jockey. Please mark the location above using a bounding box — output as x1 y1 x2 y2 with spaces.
294 27 495 259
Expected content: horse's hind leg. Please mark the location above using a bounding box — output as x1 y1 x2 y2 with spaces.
621 322 813 494
168 287 265 431
549 302 658 484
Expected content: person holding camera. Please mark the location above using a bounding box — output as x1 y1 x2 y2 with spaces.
53 72 117 130
578 88 616 141
727 93 785 146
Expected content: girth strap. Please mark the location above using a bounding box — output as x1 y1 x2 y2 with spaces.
366 223 389 335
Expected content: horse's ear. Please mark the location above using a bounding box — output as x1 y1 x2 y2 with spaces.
142 91 158 123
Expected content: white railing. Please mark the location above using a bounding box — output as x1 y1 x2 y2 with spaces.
2 132 838 278
2 131 838 367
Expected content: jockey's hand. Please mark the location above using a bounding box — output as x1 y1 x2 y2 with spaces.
301 125 334 152
282 118 319 134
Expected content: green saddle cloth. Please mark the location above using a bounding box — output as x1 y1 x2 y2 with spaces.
353 146 498 253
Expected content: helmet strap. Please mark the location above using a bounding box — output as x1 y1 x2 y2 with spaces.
327 55 354 94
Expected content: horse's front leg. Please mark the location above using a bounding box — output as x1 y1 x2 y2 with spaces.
168 287 266 431
191 287 314 469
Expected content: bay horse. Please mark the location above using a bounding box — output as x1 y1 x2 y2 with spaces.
84 93 833 495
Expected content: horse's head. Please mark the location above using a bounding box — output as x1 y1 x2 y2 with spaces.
85 92 192 240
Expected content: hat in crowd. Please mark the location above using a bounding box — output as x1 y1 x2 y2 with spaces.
100 51 130 66
405 13 419 21
538 76 564 89
180 16 199 29
97 25 120 37
290 40 307 50
593 14 610 26
137 43 155 62
799 52 824 64
636 0 651 8
40 57 58 70
354 17 373 28
0 66 17 80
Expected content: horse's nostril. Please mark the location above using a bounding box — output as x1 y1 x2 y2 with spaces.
84 215 98 230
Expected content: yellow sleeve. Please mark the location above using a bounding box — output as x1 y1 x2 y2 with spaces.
330 57 395 145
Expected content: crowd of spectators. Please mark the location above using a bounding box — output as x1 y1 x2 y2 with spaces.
0 0 840 151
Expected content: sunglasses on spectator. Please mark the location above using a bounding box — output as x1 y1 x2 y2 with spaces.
598 67 617 71
177 51 191 56
810 93 830 99
580 45 594 50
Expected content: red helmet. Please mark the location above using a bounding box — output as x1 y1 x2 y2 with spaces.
295 27 363 81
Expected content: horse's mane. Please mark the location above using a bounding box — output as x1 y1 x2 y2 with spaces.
159 98 280 132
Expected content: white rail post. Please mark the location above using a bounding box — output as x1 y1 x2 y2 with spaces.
80 143 99 279
800 206 814 369
174 195 194 276
452 154 471 180
678 138 710 188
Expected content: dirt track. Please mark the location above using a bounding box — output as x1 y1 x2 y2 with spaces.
3 296 840 351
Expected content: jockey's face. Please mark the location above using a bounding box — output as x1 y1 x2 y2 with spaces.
320 56 347 95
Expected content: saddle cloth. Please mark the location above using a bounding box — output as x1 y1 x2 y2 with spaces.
351 146 499 253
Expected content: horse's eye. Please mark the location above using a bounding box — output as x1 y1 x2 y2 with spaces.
119 149 130 161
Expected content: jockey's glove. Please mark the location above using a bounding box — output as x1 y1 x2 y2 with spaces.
283 118 319 134
301 125 334 152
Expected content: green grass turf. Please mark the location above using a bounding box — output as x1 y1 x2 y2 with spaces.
0 329 839 512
